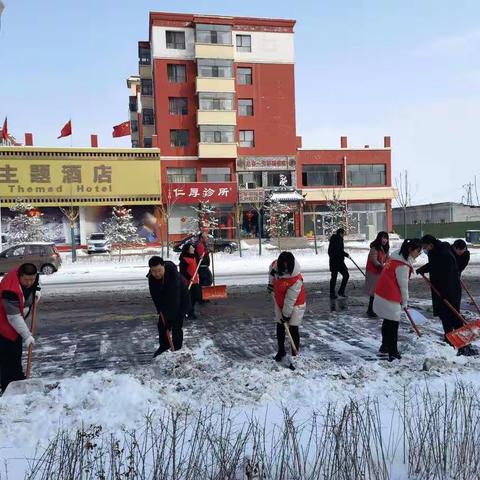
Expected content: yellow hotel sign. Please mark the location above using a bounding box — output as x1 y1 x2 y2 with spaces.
0 148 161 206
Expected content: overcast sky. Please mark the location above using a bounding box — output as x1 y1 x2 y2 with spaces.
1 0 479 205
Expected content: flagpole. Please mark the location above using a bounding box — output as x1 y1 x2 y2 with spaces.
70 117 72 147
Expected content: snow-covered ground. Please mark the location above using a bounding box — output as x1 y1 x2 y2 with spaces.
2 239 480 478
42 240 480 290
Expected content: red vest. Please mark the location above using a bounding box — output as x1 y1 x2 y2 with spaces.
183 256 199 284
0 268 25 341
375 258 412 303
366 249 387 274
274 274 306 309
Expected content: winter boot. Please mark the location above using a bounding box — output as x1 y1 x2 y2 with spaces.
274 351 286 362
378 344 389 354
338 292 348 298
153 346 169 358
388 352 402 362
457 345 478 357
367 297 377 318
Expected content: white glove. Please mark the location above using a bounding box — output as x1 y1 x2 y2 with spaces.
35 290 42 302
24 336 35 347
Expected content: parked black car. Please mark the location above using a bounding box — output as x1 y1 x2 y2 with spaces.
172 234 238 254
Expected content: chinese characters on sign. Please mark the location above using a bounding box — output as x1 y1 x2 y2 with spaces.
164 183 238 204
236 156 296 171
0 163 114 194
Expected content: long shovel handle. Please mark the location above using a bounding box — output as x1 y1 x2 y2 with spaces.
26 300 38 379
188 253 204 291
284 322 298 356
420 273 467 326
461 279 480 316
348 256 366 278
404 308 422 337
159 312 175 351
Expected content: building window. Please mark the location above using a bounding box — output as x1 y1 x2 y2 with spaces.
347 164 386 186
167 168 196 183
138 45 151 65
266 171 292 187
199 125 235 143
169 97 188 115
170 130 189 147
238 99 253 116
129 96 137 112
236 34 251 52
142 108 154 125
167 64 187 83
197 59 233 78
239 130 254 147
166 31 186 49
131 140 139 148
302 165 342 186
144 137 152 148
141 78 153 96
198 92 234 111
201 167 231 182
195 24 232 45
237 67 252 85
238 172 262 188
131 119 138 133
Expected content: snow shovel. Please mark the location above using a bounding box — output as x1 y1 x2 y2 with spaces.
404 308 422 337
348 256 366 278
284 322 298 356
460 279 480 315
201 248 227 300
3 299 52 397
188 254 204 291
159 312 175 351
420 273 480 349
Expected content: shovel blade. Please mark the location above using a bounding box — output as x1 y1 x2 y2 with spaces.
201 285 227 300
2 378 45 397
446 319 480 349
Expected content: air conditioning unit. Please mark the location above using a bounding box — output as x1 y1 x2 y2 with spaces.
245 182 257 190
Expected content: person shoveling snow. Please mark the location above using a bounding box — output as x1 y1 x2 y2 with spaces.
0 263 40 394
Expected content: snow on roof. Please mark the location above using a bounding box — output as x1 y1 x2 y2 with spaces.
271 191 304 201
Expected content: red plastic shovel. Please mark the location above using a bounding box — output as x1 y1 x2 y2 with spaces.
420 273 480 349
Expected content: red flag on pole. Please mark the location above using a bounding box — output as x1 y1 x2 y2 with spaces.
57 120 72 139
1 117 8 141
112 121 131 138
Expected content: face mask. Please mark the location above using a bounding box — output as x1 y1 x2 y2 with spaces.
422 248 429 255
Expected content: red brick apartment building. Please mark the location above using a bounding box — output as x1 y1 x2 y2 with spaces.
128 11 396 240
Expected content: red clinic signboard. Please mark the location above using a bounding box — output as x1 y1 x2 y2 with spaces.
163 182 238 204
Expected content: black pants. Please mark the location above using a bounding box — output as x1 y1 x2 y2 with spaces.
189 284 202 315
381 319 399 354
276 323 300 356
157 314 185 353
0 335 25 393
330 264 349 296
199 267 213 287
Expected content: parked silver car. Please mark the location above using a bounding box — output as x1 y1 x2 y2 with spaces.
87 233 111 254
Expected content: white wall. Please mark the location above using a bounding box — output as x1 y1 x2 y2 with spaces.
151 26 195 59
233 30 294 64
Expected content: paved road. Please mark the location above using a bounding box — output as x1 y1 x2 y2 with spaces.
29 273 480 380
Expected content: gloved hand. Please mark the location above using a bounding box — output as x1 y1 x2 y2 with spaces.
345 252 350 258
415 269 421 275
281 316 290 324
267 284 274 294
35 290 41 302
24 336 35 347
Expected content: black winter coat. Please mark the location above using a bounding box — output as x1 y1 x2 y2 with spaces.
450 245 470 276
147 261 191 328
328 233 348 271
417 241 461 316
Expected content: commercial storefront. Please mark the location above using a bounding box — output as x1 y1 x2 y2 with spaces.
236 155 303 237
162 181 238 240
0 147 162 245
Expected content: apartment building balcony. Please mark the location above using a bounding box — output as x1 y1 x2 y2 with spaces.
196 77 235 93
198 142 237 158
197 110 237 126
195 43 235 60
